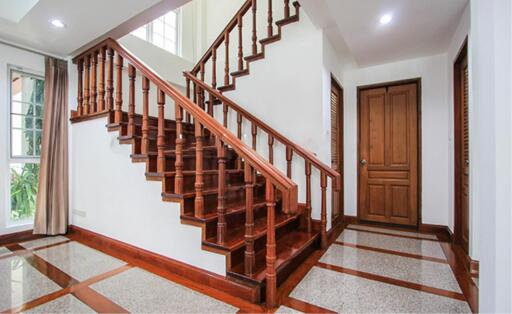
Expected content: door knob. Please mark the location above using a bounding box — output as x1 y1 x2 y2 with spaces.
360 159 367 165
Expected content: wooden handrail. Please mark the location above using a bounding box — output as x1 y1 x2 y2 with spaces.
191 0 253 75
184 71 342 190
72 38 298 213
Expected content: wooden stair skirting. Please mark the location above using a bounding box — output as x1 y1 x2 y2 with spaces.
69 0 341 308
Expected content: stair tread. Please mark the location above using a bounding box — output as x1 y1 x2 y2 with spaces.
228 230 318 283
218 84 236 92
245 53 264 62
182 199 267 223
204 211 298 251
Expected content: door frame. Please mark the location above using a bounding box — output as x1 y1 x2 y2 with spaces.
356 78 423 227
331 74 344 227
453 38 468 248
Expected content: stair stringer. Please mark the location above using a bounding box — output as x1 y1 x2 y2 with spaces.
70 117 227 275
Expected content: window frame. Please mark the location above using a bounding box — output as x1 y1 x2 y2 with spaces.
132 8 181 56
6 66 45 227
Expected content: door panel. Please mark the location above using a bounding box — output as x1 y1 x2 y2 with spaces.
460 56 470 252
330 79 343 224
359 83 418 226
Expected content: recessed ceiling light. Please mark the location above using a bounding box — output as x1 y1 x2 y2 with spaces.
380 14 393 25
50 19 65 28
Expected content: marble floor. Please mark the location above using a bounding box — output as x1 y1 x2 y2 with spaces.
0 225 474 313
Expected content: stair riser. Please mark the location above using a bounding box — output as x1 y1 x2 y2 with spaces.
163 172 245 194
182 182 266 216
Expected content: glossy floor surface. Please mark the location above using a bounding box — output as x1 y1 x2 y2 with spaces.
0 225 474 313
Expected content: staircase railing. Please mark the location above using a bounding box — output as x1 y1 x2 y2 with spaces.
190 0 300 91
184 72 341 249
70 38 297 307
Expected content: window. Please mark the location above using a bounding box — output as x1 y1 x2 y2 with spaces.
9 69 44 223
132 10 180 55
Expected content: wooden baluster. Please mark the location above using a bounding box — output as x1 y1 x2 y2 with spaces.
199 63 205 110
90 53 97 113
216 139 227 245
224 32 230 86
286 147 293 178
128 64 136 137
212 48 217 89
284 0 290 18
320 173 327 248
83 57 90 115
195 122 205 217
106 48 114 111
114 54 123 124
77 60 83 116
237 15 243 71
251 0 258 55
208 92 215 117
141 77 150 155
157 89 166 173
236 112 243 169
185 78 191 123
305 161 312 233
175 104 184 194
265 179 277 309
223 103 228 128
251 123 257 150
267 0 273 37
98 47 106 112
268 135 274 164
244 163 255 276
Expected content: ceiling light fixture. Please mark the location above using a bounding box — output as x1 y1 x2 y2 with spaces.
380 14 393 25
50 19 65 28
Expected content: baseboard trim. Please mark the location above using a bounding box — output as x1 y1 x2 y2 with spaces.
67 225 260 303
0 229 43 246
343 215 358 224
419 223 453 242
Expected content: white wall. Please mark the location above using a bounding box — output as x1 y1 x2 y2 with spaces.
343 54 451 228
70 118 226 275
0 43 45 235
471 0 512 312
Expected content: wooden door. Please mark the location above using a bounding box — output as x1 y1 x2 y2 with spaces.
331 78 343 224
358 83 418 226
455 46 470 253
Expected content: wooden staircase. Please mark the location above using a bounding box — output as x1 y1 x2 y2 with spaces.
70 0 340 309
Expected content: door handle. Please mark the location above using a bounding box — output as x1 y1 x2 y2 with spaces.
360 159 367 165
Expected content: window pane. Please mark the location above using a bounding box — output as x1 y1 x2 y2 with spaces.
12 102 33 115
34 79 44 105
11 72 38 103
11 129 35 157
35 118 43 130
35 104 43 117
11 114 33 129
165 11 177 27
153 33 164 48
132 25 148 40
153 19 164 35
10 163 39 222
35 131 42 155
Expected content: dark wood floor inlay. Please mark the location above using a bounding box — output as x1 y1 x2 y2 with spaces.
315 262 466 301
4 243 131 313
345 227 441 242
281 296 337 314
334 241 448 264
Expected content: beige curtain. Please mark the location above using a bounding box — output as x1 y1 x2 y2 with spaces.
34 57 69 235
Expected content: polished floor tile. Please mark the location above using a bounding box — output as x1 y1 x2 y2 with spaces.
348 224 438 240
339 229 446 259
20 236 69 250
0 247 11 258
275 305 304 313
0 256 60 311
34 242 126 281
321 244 461 292
290 267 471 313
90 267 237 313
24 294 94 313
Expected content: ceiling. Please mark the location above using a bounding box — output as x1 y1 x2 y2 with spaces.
304 0 468 67
0 0 187 57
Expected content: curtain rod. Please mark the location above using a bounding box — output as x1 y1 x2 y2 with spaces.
0 39 67 61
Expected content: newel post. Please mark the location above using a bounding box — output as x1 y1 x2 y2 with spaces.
265 179 277 309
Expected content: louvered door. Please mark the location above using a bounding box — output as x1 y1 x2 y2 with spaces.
460 56 470 252
331 79 343 222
